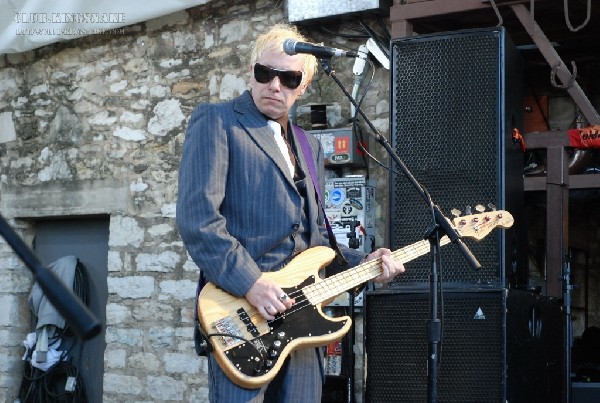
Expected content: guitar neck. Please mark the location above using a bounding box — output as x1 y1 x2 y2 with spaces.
304 236 452 305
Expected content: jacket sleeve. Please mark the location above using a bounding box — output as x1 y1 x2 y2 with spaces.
176 104 262 297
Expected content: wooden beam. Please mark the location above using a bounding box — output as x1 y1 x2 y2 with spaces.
390 0 530 22
545 147 569 298
523 130 571 149
525 174 600 191
391 0 489 21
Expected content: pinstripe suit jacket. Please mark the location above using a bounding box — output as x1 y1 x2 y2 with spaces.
176 90 364 297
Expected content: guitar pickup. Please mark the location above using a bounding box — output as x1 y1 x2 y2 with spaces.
238 308 259 337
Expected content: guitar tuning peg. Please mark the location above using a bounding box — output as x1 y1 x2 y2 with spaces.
475 204 485 213
465 205 472 215
451 208 461 217
488 203 497 211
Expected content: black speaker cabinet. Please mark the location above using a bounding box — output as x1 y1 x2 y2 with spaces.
389 28 526 288
364 289 565 403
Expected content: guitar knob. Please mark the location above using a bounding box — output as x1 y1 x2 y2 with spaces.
264 359 274 368
277 332 286 340
273 340 282 349
269 349 278 358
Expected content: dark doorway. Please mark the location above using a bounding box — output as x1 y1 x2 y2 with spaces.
33 216 109 403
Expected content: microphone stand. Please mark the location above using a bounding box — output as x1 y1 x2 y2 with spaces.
317 57 482 403
0 213 102 340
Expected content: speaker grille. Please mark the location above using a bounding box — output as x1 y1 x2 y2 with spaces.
389 28 522 287
364 290 565 402
365 291 505 402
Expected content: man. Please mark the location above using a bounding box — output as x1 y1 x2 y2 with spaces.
176 23 404 402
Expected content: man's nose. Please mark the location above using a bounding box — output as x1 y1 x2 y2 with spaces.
268 75 282 90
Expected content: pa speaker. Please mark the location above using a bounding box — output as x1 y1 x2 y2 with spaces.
364 289 565 403
389 28 526 288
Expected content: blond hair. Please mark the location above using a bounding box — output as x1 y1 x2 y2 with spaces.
250 23 318 85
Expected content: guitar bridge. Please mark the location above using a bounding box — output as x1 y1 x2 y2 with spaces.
212 316 244 348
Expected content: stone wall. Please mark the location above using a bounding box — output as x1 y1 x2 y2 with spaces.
0 1 392 401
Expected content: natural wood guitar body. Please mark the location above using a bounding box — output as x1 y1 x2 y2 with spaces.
197 210 513 388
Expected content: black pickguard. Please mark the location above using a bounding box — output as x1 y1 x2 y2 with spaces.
223 276 347 377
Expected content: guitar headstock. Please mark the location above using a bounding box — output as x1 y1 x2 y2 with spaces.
452 208 514 241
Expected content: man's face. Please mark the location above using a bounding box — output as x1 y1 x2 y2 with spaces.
250 49 307 123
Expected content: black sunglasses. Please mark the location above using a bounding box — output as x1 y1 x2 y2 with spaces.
253 63 304 89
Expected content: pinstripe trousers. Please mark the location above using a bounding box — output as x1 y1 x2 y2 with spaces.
207 347 323 402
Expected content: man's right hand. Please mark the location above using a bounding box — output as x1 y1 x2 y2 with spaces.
246 277 295 320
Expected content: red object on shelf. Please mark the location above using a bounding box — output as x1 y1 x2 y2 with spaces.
569 125 600 149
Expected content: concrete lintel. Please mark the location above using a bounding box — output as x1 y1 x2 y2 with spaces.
0 178 130 219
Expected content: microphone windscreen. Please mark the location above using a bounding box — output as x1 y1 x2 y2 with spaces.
283 38 297 55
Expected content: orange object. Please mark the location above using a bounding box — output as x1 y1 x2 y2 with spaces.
512 128 527 152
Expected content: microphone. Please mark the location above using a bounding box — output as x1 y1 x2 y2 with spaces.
283 38 359 59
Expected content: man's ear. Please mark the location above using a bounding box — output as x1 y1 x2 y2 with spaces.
298 81 309 96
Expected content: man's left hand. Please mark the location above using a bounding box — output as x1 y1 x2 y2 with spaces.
364 248 405 283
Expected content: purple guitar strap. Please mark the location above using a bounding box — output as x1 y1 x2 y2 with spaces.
293 124 348 267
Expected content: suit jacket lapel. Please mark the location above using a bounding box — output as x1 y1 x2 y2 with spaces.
234 91 296 187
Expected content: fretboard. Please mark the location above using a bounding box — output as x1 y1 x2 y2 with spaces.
303 236 452 304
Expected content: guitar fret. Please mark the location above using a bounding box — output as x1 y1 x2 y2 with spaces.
305 236 454 305
303 210 514 303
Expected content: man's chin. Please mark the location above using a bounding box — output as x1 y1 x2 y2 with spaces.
260 108 284 121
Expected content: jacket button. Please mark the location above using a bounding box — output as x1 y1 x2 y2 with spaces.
292 223 300 230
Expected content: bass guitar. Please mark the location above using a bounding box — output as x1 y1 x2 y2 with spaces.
197 209 513 388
